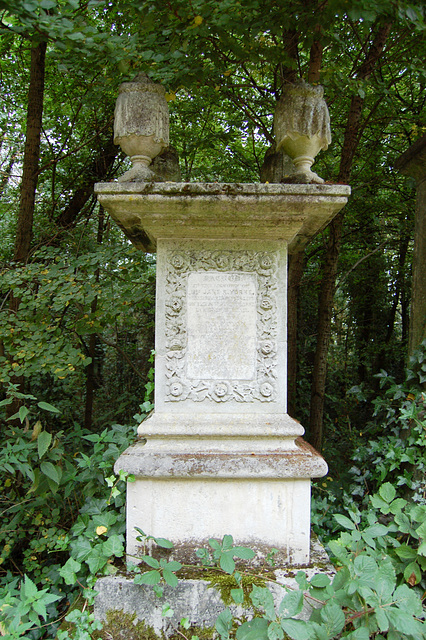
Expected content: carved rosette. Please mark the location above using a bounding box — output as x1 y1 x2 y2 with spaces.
164 249 279 403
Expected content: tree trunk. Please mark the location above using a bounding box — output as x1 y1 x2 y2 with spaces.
395 134 426 358
13 41 47 263
309 22 392 451
7 41 46 421
55 139 117 229
84 206 105 430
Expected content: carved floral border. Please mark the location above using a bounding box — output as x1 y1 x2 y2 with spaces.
164 249 278 403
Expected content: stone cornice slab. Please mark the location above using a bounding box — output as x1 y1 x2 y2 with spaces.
95 182 350 253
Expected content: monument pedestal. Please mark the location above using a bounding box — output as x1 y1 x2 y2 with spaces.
95 182 350 567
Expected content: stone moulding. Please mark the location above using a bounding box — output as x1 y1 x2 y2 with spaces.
115 436 328 479
94 182 351 253
136 412 305 437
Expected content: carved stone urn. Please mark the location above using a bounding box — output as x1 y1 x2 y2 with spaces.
274 80 331 184
114 73 169 182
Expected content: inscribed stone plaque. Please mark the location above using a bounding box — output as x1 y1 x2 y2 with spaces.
163 247 281 405
186 272 257 380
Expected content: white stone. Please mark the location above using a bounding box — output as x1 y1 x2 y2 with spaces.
94 182 351 253
154 238 287 414
113 73 169 182
126 477 312 565
274 81 331 184
96 181 350 566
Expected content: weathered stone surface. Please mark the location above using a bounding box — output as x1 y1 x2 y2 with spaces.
151 145 181 182
94 538 334 636
114 73 169 182
154 239 287 414
274 81 331 184
94 182 350 254
260 144 295 183
95 179 348 568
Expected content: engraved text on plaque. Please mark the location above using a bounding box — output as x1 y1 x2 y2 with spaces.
187 272 257 380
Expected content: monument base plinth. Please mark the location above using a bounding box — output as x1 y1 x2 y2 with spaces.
94 537 334 639
115 413 327 566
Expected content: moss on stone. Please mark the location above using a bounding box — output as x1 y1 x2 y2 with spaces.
169 625 215 640
200 570 268 607
92 609 161 640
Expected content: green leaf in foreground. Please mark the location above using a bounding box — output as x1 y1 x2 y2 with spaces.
59 557 82 585
37 430 52 458
38 401 61 413
134 570 162 585
40 461 61 485
236 618 269 640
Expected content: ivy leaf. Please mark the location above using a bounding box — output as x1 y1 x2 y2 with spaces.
37 430 52 459
70 537 92 562
87 546 109 574
102 534 124 558
59 557 81 585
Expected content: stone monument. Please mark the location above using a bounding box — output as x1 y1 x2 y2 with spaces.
93 76 350 634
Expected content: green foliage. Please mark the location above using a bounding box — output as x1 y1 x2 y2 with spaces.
0 574 61 639
0 409 138 638
126 527 425 640
349 355 426 502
